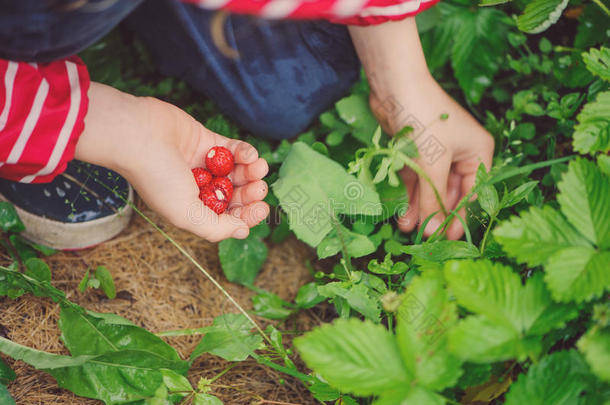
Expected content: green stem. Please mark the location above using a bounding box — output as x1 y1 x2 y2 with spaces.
128 203 271 345
592 0 610 16
252 354 315 384
209 363 238 383
332 217 353 278
401 155 448 217
155 326 214 337
480 216 496 255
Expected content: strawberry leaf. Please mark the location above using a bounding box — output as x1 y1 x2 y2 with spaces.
578 327 610 383
395 270 462 391
445 260 577 362
557 158 610 249
573 91 610 155
294 318 409 396
505 351 590 405
517 0 569 34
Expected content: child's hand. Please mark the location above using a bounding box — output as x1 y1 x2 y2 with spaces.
76 83 269 242
371 79 494 240
350 18 494 241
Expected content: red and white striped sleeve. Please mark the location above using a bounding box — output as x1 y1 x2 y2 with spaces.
183 0 440 25
0 57 89 184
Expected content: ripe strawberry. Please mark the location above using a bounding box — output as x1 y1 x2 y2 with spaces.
211 176 233 201
205 146 234 176
191 168 212 188
199 185 229 214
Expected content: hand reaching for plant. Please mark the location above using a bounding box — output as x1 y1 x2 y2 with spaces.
349 18 494 240
75 82 269 242
372 79 495 240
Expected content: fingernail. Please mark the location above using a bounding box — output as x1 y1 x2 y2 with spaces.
232 228 249 239
424 217 442 236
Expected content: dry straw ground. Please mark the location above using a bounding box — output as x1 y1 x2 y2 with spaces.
0 198 323 404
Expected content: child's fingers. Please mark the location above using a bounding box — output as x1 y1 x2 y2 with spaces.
180 200 249 242
229 180 268 208
397 167 419 232
446 206 467 240
417 159 451 238
229 201 270 228
446 171 462 211
230 158 269 186
210 134 259 164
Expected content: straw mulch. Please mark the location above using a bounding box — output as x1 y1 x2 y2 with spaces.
0 197 322 405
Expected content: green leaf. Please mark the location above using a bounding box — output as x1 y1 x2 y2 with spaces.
449 316 539 363
0 337 186 405
477 183 500 217
575 6 610 48
95 266 116 299
307 378 341 401
316 224 376 259
190 314 262 362
251 291 294 320
456 363 492 389
494 206 591 267
517 0 569 34
395 270 462 391
372 386 444 405
59 306 183 363
557 158 610 248
0 266 64 302
451 7 510 103
573 91 610 155
24 258 51 283
374 179 408 222
368 254 408 275
445 260 577 361
446 261 576 334
0 357 15 384
160 369 192 393
578 327 610 382
9 234 37 262
273 143 381 247
545 248 610 303
78 269 90 293
335 94 378 145
193 393 223 405
479 0 511 5
505 351 590 405
294 318 409 396
0 385 15 405
295 282 325 309
0 202 24 233
218 223 269 286
501 181 538 208
401 241 480 262
318 282 381 322
583 47 610 82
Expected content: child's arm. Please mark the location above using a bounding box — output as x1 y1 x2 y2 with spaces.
348 18 495 240
75 82 269 242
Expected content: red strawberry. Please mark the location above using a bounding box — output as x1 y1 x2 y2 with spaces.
211 176 233 201
192 168 212 188
199 185 229 214
205 146 234 177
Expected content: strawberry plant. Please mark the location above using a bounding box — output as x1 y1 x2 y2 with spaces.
2 0 610 403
